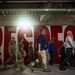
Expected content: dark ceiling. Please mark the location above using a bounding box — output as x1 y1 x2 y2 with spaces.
0 0 75 9
0 0 75 26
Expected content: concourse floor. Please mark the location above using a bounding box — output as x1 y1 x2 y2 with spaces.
0 65 75 75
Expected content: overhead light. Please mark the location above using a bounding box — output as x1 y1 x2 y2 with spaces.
16 16 39 28
17 17 32 26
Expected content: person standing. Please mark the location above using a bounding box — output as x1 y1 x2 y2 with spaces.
48 39 54 65
17 38 26 70
4 36 16 69
60 31 75 71
30 29 51 72
58 42 65 66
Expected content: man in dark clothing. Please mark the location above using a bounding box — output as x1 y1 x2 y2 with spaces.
48 39 54 65
58 42 66 66
60 31 75 71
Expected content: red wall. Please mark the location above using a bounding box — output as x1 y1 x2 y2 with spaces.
18 26 32 62
0 26 75 64
51 26 63 63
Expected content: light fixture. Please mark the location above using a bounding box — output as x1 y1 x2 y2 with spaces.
17 16 33 27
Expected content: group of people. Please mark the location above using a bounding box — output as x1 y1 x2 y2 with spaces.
4 37 26 70
59 31 75 71
48 30 75 71
3 29 75 72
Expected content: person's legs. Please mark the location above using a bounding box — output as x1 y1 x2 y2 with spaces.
17 54 25 70
60 57 62 66
5 58 11 64
40 50 51 72
29 50 51 72
48 53 51 64
12 54 16 69
26 56 31 65
60 55 70 70
40 50 47 69
60 48 73 70
49 52 54 65
20 59 24 70
4 54 13 68
60 55 65 66
29 51 45 72
4 58 11 68
29 53 40 72
29 58 39 72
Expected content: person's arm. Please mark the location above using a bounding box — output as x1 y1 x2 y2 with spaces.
48 42 51 53
38 36 42 54
48 43 53 52
19 43 24 54
68 36 75 49
58 47 61 57
38 44 41 52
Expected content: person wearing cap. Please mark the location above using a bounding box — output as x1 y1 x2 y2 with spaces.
4 36 16 69
60 31 75 71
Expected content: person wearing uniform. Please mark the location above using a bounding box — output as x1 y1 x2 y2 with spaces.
4 36 16 69
17 38 26 70
60 31 75 71
27 41 34 64
29 29 51 72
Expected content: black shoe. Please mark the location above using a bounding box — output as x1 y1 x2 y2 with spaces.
59 68 66 71
29 64 34 72
50 64 53 65
25 64 28 66
43 69 51 72
48 63 52 65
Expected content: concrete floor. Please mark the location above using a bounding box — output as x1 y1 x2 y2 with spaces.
0 65 75 75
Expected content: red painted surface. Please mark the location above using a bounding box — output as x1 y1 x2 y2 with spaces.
4 26 16 63
0 26 75 64
51 26 62 64
18 26 32 62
